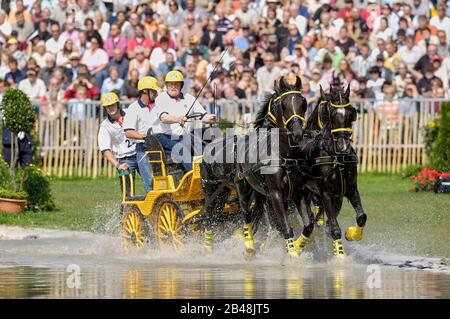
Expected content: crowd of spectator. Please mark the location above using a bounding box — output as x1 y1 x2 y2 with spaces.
0 0 449 122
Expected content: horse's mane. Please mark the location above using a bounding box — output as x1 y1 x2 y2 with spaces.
254 93 276 129
254 83 303 130
306 96 327 131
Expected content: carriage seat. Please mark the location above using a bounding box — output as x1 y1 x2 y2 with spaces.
144 133 184 186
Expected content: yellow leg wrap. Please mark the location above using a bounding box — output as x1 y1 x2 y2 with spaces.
286 238 299 257
243 224 255 260
204 230 214 253
332 239 345 257
345 225 363 241
314 206 324 226
293 234 309 254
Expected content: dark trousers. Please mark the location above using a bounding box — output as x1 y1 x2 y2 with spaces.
118 155 139 198
1 127 33 168
155 133 192 172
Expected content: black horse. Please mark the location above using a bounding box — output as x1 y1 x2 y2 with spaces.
294 84 366 257
316 84 368 243
201 76 309 258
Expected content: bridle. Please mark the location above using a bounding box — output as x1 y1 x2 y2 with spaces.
318 100 354 136
267 90 306 130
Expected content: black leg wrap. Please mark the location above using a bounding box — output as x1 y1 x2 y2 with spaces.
357 213 367 227
331 228 342 241
303 223 314 237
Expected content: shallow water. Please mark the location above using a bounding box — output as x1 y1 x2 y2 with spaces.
1 262 450 299
0 226 449 299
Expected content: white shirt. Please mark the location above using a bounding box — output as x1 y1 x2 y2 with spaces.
430 16 450 42
46 37 65 55
98 110 136 159
18 78 47 100
0 21 12 45
149 47 177 69
398 45 424 70
81 48 109 73
367 78 386 100
123 99 157 143
234 8 258 26
153 91 206 136
291 15 307 37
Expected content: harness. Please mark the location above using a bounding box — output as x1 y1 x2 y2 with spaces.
237 90 308 200
267 90 306 128
309 98 357 195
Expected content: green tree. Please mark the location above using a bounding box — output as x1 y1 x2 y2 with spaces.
432 102 450 172
2 89 36 191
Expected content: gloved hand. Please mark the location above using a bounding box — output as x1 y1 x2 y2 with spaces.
18 131 25 140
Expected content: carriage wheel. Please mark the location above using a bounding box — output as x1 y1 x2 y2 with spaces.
156 200 184 250
122 207 150 249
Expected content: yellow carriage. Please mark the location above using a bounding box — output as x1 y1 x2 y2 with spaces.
120 135 238 250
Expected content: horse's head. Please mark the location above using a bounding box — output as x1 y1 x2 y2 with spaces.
270 75 307 143
326 83 357 154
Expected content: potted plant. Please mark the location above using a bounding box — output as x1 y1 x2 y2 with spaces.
0 189 28 213
0 88 35 213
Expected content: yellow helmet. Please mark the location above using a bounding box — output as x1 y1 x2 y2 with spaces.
101 92 120 107
137 76 161 92
165 70 184 83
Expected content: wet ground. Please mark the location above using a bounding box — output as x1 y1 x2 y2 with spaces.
0 226 449 299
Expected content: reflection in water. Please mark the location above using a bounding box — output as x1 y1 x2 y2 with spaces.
0 263 449 299
244 268 255 299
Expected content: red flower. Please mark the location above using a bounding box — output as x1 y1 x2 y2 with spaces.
410 176 417 181
441 173 450 179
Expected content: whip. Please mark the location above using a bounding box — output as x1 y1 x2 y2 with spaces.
184 48 228 118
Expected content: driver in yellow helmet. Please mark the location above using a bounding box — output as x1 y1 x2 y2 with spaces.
98 92 139 197
123 76 161 192
152 70 217 172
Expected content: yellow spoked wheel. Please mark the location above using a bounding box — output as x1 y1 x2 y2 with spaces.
156 200 184 250
122 208 149 249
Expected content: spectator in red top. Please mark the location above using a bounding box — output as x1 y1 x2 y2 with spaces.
127 23 152 59
338 0 354 20
104 23 127 60
63 72 99 101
